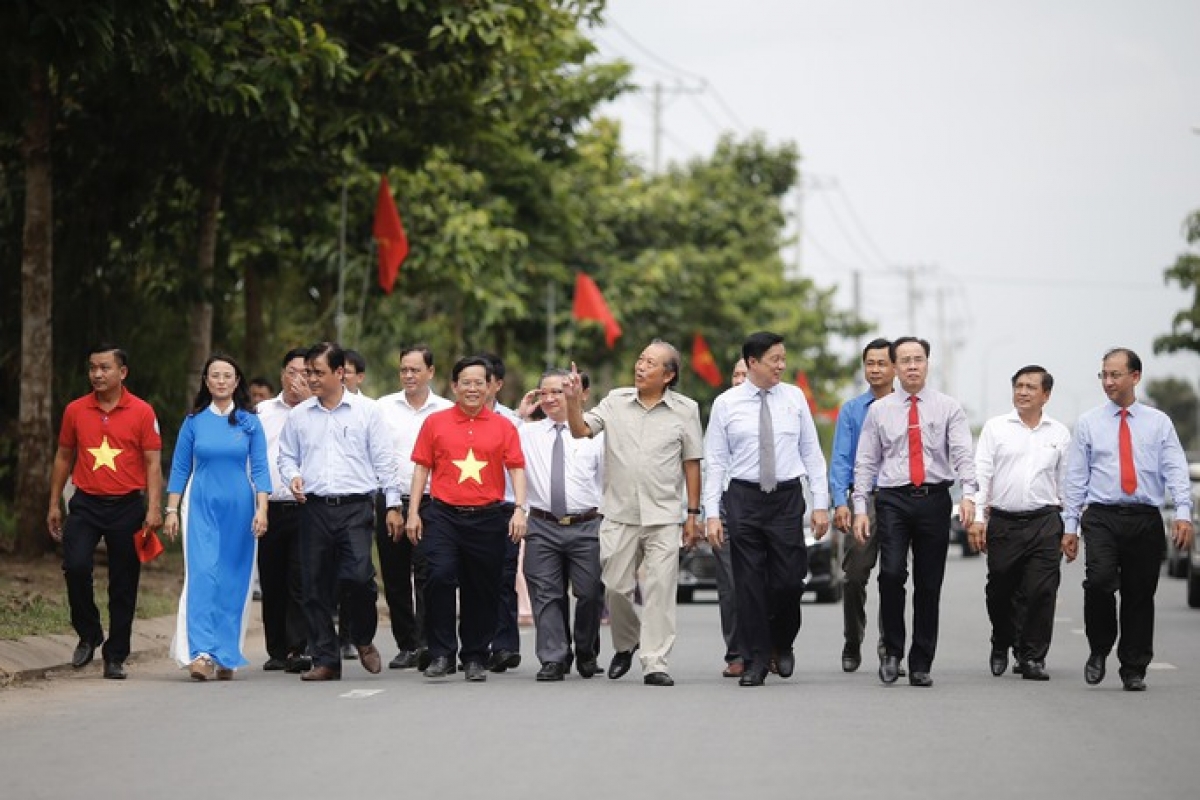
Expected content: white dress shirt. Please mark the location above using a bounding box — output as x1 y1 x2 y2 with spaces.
520 418 604 514
376 389 452 496
973 410 1071 522
257 393 303 503
703 380 829 517
277 389 401 505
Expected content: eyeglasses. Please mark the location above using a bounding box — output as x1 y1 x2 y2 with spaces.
1097 371 1131 381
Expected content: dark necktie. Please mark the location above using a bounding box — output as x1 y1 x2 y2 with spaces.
551 423 567 517
759 389 776 492
908 395 926 486
1119 408 1137 495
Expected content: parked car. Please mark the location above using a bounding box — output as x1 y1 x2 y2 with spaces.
1187 536 1200 608
949 486 979 558
677 520 845 604
1164 504 1189 577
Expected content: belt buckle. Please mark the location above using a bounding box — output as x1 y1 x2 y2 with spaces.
912 486 929 497
557 514 573 526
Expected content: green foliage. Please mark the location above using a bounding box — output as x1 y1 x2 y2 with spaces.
1146 377 1200 452
1155 210 1200 357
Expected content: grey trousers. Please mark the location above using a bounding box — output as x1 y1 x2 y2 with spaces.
523 515 604 665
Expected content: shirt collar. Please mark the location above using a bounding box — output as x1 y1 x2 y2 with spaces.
87 387 131 410
452 403 494 423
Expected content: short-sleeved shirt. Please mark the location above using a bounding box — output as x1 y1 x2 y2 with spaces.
411 404 525 506
583 387 704 526
58 388 162 495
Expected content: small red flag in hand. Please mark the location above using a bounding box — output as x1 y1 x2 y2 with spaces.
691 333 723 387
572 272 622 348
374 174 408 294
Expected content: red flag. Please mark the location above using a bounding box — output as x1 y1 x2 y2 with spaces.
691 333 723 388
795 370 818 414
373 174 408 294
572 272 622 348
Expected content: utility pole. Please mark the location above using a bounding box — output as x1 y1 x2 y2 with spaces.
894 263 935 335
649 80 703 174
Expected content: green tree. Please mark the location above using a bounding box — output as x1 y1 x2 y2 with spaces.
1155 209 1200 356
1146 376 1199 453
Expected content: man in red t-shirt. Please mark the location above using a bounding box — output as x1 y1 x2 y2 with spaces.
47 344 163 680
402 355 527 682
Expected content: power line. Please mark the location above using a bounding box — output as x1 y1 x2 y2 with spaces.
828 182 894 269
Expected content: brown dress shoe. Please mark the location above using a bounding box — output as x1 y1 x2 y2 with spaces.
357 644 382 674
722 660 745 678
300 665 341 682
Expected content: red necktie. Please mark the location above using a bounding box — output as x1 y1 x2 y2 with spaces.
908 395 925 486
1119 408 1137 495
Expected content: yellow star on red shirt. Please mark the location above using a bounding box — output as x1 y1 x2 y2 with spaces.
452 448 488 485
87 435 123 472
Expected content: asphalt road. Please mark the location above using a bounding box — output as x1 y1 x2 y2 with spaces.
2 550 1197 800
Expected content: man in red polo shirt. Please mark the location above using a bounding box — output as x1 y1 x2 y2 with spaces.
401 355 527 682
47 344 163 680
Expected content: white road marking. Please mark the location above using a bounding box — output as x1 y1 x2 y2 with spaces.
1148 663 1177 671
339 689 385 699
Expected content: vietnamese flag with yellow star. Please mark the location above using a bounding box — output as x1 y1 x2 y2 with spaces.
691 333 723 387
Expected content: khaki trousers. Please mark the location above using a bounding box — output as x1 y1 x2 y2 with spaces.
600 519 680 675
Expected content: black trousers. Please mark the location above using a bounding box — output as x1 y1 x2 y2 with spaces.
725 479 807 673
491 536 522 655
842 494 881 653
257 502 307 660
419 501 509 665
299 499 378 671
61 490 144 663
985 508 1062 664
875 485 952 673
1081 504 1163 679
375 494 428 652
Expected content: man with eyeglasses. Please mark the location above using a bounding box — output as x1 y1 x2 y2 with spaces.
404 356 528 682
375 345 452 670
852 336 976 687
256 347 314 673
1062 347 1194 691
277 342 402 681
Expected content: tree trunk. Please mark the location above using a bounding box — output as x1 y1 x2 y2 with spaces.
243 260 263 373
185 146 227 398
15 60 55 558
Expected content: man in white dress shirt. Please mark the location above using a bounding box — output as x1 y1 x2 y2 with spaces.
970 365 1070 681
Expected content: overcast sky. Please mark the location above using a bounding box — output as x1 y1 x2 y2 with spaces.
592 0 1200 424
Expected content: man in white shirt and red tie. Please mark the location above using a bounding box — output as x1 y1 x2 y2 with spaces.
970 365 1071 681
519 368 606 681
1062 347 1194 691
852 336 975 687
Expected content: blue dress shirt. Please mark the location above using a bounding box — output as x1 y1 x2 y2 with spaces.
829 389 882 508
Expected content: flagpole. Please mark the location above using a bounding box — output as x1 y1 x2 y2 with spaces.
335 177 348 343
545 282 556 369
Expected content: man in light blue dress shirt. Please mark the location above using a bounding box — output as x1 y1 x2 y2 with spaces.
1062 347 1194 691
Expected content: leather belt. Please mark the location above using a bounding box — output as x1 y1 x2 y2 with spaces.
79 489 144 505
270 501 300 510
1088 503 1157 516
305 493 372 506
879 481 953 498
990 505 1060 522
528 508 601 526
730 477 802 492
432 499 506 514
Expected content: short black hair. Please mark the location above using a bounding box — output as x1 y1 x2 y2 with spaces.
475 351 505 381
281 347 308 368
343 349 366 373
1103 347 1142 374
400 344 434 368
1011 365 1053 392
742 331 785 365
452 356 493 383
306 341 344 370
889 336 930 362
249 376 274 393
862 338 892 362
88 343 128 368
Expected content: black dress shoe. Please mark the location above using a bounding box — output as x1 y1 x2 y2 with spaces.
990 648 1008 677
262 657 286 672
1122 674 1146 692
487 650 521 673
417 648 432 672
71 635 103 669
738 668 767 687
284 654 312 674
1084 652 1106 686
643 671 674 686
389 649 419 669
776 649 795 679
608 646 638 680
536 662 565 682
879 654 901 684
576 656 600 679
464 661 488 682
1021 661 1050 681
908 671 933 687
841 646 861 673
424 656 456 678
102 660 126 680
